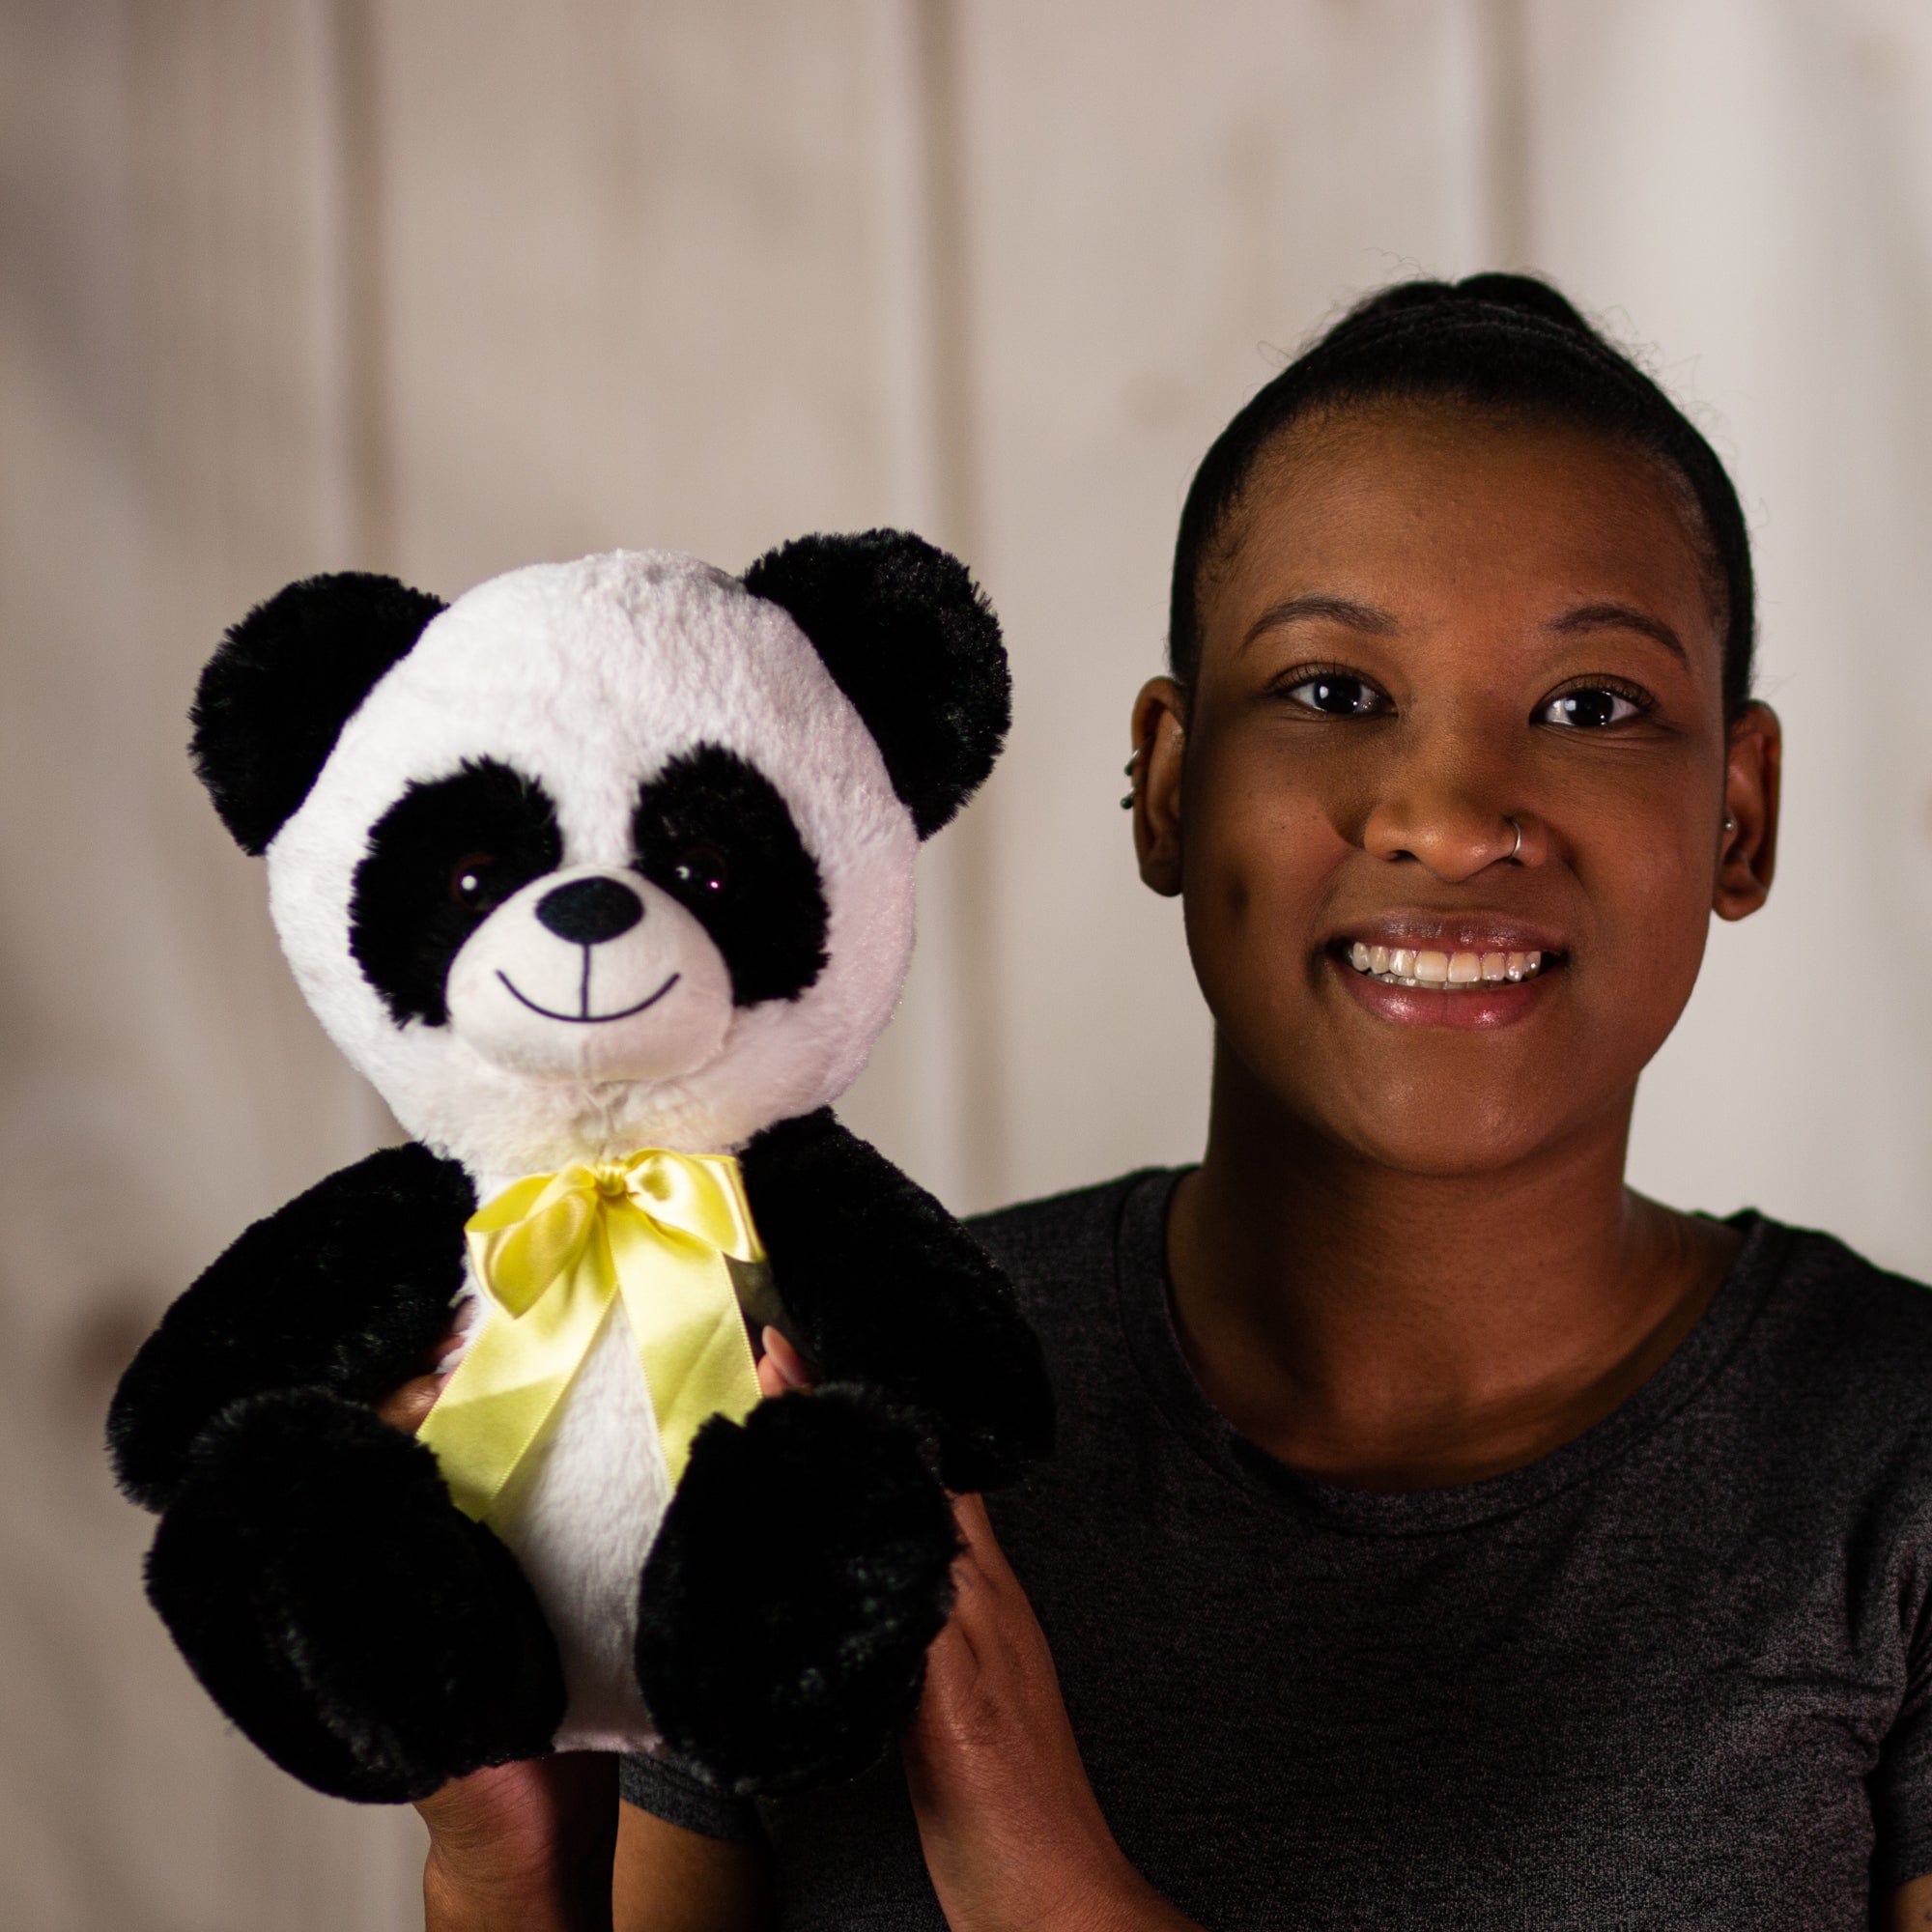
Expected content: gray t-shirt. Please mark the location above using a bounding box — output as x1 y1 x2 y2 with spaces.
619 1170 1932 1928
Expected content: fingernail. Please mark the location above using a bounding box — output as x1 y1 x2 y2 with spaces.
761 1327 808 1387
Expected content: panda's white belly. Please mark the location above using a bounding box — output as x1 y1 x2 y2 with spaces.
471 1293 673 1752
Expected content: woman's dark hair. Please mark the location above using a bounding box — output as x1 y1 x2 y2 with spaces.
1168 273 1755 720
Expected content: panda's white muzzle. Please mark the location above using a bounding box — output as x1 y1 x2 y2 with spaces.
443 863 734 1083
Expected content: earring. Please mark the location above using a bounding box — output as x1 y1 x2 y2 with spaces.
1724 814 1736 834
1123 724 1181 808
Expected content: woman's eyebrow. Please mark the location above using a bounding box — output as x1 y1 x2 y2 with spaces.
1240 595 1399 652
1547 602 1687 663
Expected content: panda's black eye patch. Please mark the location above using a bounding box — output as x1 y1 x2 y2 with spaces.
351 758 563 1026
632 745 827 1005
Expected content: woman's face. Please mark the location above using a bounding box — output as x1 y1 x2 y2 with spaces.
1133 401 1779 1178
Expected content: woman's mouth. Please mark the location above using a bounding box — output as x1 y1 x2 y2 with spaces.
1327 930 1565 1030
1344 941 1548 989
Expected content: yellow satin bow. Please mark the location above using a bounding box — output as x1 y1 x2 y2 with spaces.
418 1150 766 1525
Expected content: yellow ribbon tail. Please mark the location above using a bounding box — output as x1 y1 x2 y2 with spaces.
417 1370 584 1522
609 1207 762 1485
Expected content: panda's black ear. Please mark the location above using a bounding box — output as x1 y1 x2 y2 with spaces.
190 572 446 855
744 529 1009 838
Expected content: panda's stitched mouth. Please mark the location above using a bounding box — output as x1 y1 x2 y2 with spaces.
495 969 681 1025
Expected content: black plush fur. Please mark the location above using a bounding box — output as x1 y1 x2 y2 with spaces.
636 1384 957 1795
742 1110 1054 1492
148 1387 564 1802
112 1116 1042 1806
632 743 829 1006
191 572 446 855
107 1143 475 1513
349 758 565 1026
743 530 1009 839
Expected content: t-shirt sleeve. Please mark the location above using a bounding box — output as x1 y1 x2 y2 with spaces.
1870 1469 1932 1890
616 1749 765 1844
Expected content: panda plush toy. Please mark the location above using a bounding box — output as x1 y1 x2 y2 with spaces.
107 530 1053 1804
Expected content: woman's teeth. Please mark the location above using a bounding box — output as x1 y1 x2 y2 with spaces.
1347 942 1547 988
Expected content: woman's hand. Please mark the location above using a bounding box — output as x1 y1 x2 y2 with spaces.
903 1500 1199 1932
756 1329 1191 1929
419 1754 619 1931
377 1332 620 1932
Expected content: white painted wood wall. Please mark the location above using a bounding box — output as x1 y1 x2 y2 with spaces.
6 3 1931 1922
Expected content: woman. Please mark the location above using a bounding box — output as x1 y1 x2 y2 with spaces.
412 275 1932 1928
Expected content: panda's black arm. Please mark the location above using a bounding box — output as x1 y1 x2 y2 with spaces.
106 1142 475 1513
739 1109 1053 1492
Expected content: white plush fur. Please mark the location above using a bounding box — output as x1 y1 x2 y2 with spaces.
445 862 737 1086
264 550 922 1750
485 1300 675 1750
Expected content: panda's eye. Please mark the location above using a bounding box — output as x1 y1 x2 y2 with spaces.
449 852 500 910
672 845 729 896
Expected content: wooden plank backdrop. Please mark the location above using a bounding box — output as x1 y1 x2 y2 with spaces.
4 2 1931 1923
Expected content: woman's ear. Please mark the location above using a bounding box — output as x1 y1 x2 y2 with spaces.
1129 676 1188 897
1715 700 1780 921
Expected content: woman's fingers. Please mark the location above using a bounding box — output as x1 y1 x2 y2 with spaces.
903 1495 1164 1929
949 1492 1016 1588
375 1371 447 1435
952 1489 993 1542
755 1325 815 1398
374 1324 463 1434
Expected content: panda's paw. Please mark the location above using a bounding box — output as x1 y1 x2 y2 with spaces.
635 1383 957 1795
147 1386 565 1803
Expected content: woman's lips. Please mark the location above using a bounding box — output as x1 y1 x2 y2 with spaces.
1328 939 1563 1029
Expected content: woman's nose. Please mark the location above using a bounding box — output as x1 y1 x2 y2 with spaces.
1359 757 1523 882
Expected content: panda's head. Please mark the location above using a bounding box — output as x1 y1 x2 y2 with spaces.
191 534 1008 1177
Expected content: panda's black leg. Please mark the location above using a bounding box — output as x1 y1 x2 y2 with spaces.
147 1387 565 1804
635 1385 957 1796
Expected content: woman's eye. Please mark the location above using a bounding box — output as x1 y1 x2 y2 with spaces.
1281 673 1386 718
672 844 729 895
448 853 499 909
1538 688 1644 729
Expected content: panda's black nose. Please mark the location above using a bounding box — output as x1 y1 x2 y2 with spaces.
536 876 643 944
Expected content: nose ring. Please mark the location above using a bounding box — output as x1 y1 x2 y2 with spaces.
1505 815 1523 862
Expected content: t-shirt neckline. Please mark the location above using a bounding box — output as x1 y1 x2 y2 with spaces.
1112 1167 1788 1535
